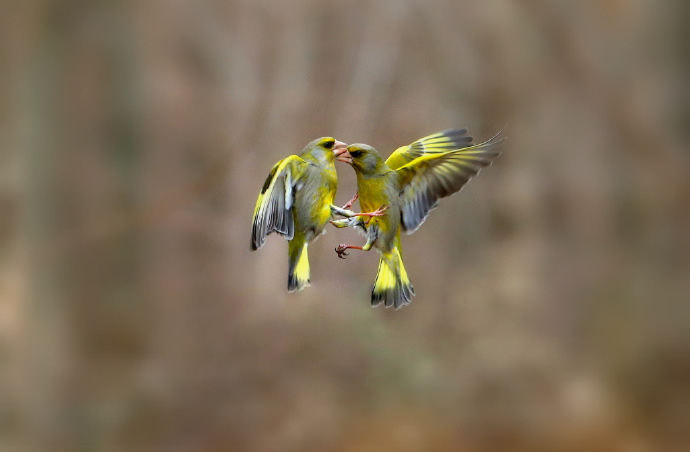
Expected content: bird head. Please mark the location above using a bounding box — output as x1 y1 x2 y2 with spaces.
335 144 385 175
302 137 348 165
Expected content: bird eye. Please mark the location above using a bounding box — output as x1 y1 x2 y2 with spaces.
323 140 335 149
350 150 363 158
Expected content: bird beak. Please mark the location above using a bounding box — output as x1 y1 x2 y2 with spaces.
332 140 347 154
334 143 352 164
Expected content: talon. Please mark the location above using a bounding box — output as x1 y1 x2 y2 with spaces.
335 244 349 259
373 205 389 216
342 192 359 211
366 205 389 221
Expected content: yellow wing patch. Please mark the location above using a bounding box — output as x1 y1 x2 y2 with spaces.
385 128 474 170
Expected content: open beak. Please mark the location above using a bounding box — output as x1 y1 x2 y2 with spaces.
333 142 352 164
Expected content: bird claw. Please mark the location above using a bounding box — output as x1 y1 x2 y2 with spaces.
370 205 389 217
335 244 349 259
341 193 359 211
363 205 389 225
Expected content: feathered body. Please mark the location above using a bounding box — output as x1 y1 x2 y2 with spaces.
333 129 503 308
251 137 345 291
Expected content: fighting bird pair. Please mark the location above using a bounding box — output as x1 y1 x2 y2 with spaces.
251 129 503 309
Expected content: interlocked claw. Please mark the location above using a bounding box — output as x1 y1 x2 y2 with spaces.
368 205 388 217
342 192 359 211
335 244 350 259
363 205 389 225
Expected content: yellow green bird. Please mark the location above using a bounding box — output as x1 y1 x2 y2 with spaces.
331 129 503 309
251 137 347 292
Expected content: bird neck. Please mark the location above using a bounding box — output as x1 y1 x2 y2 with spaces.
302 151 334 168
355 160 391 179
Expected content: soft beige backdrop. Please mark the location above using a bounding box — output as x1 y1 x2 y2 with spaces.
3 0 689 451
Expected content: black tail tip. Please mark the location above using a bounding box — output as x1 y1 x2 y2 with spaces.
371 284 415 309
287 274 311 292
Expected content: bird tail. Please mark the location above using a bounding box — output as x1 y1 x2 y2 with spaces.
288 238 310 292
372 247 415 309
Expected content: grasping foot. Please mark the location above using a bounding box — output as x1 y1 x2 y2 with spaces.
335 244 363 259
358 205 389 218
342 192 359 210
359 205 389 225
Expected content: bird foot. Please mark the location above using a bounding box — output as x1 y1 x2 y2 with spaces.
341 192 359 211
361 205 389 225
361 205 389 217
335 244 350 259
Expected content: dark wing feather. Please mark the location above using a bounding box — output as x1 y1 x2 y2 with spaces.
396 131 504 233
251 155 307 250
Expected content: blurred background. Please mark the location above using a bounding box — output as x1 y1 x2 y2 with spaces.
2 0 689 451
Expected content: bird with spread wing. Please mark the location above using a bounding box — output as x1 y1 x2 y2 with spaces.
251 137 348 292
331 129 504 309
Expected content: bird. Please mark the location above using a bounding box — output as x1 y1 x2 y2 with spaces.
331 129 503 309
251 137 347 292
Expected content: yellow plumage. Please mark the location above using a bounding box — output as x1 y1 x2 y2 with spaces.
385 128 474 169
288 239 311 291
332 129 503 308
372 244 413 308
251 137 346 292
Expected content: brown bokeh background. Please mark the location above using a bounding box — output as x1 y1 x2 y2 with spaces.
3 0 689 451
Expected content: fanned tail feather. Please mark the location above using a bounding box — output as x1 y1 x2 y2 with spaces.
372 248 414 309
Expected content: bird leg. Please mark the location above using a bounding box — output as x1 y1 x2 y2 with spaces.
331 204 388 219
341 192 359 210
330 217 360 229
335 234 375 259
330 204 388 228
330 204 356 218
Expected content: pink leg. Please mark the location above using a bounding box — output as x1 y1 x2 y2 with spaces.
342 192 359 210
355 205 389 218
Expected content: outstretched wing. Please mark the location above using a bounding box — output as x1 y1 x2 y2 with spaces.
396 131 504 233
385 128 474 170
251 155 309 250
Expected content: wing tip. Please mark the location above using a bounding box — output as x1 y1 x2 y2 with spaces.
484 127 507 147
466 128 506 161
250 223 261 250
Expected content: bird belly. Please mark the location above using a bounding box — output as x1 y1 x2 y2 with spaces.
293 187 333 240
